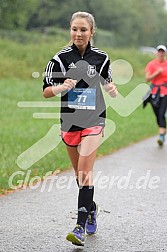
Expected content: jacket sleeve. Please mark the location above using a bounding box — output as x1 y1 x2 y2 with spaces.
43 58 65 91
100 58 112 85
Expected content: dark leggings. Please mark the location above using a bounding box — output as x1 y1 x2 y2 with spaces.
150 95 167 128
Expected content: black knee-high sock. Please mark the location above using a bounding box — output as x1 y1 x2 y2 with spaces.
90 200 96 212
76 178 79 187
76 178 96 212
77 186 94 229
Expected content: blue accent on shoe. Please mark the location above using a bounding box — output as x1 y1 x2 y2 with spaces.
85 204 99 235
157 134 165 146
66 224 85 246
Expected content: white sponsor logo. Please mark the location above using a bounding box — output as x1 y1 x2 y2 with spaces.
68 62 76 68
78 207 88 213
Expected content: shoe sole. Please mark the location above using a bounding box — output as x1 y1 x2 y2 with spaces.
86 227 98 235
66 233 85 246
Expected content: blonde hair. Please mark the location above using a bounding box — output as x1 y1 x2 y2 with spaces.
70 11 96 34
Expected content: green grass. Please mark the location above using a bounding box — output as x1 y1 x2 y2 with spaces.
0 32 157 194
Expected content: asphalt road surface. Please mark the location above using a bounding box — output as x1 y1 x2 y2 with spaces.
0 136 167 252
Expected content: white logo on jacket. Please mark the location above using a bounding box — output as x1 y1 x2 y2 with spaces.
87 65 96 78
68 62 76 68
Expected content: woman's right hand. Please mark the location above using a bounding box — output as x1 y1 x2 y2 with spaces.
62 79 77 91
145 67 163 82
43 79 77 98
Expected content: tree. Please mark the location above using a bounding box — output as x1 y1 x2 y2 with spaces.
0 0 38 29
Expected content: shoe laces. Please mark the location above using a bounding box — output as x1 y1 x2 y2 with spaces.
73 225 84 234
87 211 96 225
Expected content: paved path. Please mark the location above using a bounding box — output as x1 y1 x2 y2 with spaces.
0 136 167 252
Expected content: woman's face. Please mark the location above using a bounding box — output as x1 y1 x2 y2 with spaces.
157 49 166 61
70 17 93 51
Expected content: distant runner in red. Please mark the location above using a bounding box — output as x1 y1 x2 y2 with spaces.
145 45 167 146
43 11 117 246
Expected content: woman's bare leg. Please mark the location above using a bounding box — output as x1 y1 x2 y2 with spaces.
66 132 102 185
66 146 79 177
77 133 102 186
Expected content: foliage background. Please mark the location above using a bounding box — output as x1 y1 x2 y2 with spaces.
0 0 167 47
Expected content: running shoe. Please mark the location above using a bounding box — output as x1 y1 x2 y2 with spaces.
66 224 85 246
157 134 165 146
85 204 99 235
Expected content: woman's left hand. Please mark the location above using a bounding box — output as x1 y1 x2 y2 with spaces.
104 82 118 97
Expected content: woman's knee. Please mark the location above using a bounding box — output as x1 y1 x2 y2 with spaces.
77 170 93 185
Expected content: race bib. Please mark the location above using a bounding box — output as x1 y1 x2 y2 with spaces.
68 88 96 110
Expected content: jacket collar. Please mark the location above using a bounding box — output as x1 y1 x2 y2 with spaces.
72 42 91 56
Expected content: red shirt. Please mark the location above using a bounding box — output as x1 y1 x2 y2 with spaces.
145 59 167 95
